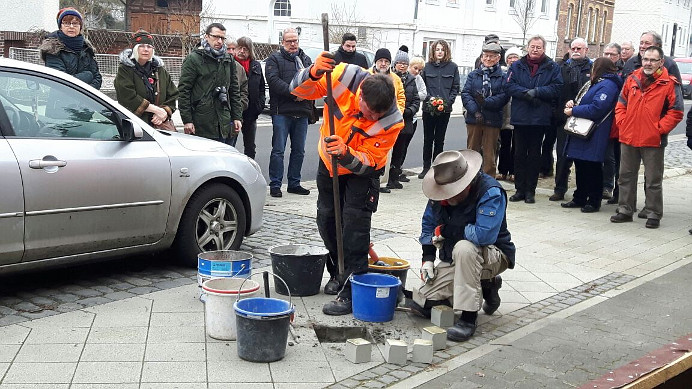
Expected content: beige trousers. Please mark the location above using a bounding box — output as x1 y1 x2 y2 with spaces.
413 240 508 312
466 123 500 177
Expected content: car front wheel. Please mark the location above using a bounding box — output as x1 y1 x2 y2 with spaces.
174 183 247 267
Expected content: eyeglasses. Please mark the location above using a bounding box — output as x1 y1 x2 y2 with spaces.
61 22 81 27
642 58 662 63
571 47 585 51
207 34 226 41
236 47 249 52
603 52 619 57
528 45 543 50
283 39 298 44
481 53 500 59
138 44 154 50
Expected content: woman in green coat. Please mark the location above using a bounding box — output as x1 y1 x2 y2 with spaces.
114 30 178 128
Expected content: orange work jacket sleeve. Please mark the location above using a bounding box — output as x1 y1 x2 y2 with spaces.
290 63 404 176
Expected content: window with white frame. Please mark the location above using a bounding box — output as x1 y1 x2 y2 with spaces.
576 0 583 37
565 3 573 39
585 8 592 39
273 0 291 16
600 11 607 43
541 0 548 13
592 9 599 42
510 0 515 8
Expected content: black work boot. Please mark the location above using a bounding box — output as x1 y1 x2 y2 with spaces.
447 311 477 341
324 276 340 295
404 298 451 318
323 284 352 316
481 275 502 315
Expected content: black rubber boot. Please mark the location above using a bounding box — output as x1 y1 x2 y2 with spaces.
481 275 502 315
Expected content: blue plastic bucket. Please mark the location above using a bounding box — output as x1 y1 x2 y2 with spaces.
234 297 295 362
350 273 402 322
197 250 252 287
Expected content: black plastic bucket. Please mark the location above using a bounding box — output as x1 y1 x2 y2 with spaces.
234 297 294 362
269 244 328 296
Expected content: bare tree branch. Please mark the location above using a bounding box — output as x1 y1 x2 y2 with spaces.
511 0 538 46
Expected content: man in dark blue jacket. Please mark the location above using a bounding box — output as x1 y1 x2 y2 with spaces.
410 150 515 342
265 28 313 198
505 35 564 203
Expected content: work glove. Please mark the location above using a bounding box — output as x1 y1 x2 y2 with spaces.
474 112 485 125
324 135 347 157
310 51 336 79
431 225 445 250
420 261 436 284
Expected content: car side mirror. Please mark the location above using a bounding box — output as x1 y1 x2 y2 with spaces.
120 118 143 141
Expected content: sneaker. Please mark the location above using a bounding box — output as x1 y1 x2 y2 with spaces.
418 168 429 179
399 174 410 182
481 276 502 315
549 192 565 201
610 213 633 223
287 186 310 195
602 189 613 200
324 277 340 295
270 187 282 198
645 218 660 229
322 296 352 315
386 181 403 189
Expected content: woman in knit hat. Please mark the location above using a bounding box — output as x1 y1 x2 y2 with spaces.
39 7 102 90
114 30 178 130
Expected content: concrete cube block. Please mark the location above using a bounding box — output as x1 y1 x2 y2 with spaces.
345 337 372 364
384 339 408 365
422 325 447 350
412 339 434 364
431 305 455 328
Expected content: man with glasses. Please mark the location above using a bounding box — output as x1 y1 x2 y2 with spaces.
620 41 635 63
178 23 243 143
265 28 313 198
544 37 591 202
612 46 683 229
226 38 249 113
622 31 681 82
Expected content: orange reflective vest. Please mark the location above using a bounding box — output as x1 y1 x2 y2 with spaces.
290 63 404 176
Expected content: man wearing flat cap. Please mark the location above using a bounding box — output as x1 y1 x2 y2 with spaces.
410 149 516 341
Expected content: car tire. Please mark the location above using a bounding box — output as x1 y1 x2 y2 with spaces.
174 183 247 267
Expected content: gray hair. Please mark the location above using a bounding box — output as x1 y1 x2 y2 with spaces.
604 42 621 54
282 27 298 37
621 40 634 48
570 37 587 47
528 35 547 48
641 31 663 47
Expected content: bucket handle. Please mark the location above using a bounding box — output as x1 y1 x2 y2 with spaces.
236 270 292 307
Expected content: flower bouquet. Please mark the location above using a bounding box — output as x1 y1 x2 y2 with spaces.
426 97 446 116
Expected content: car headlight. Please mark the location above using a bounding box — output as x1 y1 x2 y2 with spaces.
247 156 262 175
683 79 691 85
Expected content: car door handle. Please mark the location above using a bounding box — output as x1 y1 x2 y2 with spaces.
29 159 67 169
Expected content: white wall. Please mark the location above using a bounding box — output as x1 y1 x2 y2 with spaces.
0 0 59 31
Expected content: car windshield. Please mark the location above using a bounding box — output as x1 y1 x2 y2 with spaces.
676 61 692 74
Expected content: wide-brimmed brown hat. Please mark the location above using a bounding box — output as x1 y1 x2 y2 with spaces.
422 150 482 200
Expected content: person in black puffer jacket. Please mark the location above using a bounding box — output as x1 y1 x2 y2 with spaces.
332 32 369 68
265 28 313 197
231 36 266 159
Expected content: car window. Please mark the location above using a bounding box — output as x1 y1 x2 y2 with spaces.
676 61 692 74
0 71 121 140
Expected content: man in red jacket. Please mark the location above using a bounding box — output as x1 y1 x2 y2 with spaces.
611 46 683 229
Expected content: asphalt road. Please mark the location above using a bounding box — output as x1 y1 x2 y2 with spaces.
247 101 690 185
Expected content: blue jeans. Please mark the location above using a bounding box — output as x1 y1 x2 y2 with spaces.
268 114 308 189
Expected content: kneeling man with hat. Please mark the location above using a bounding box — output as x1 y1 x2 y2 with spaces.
410 150 516 341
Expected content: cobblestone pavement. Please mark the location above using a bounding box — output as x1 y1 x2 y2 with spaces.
0 210 399 327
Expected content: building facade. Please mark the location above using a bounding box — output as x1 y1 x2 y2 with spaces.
205 0 561 68
611 0 692 57
555 0 615 60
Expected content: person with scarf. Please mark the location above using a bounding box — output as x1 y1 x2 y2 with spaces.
265 28 313 198
611 46 683 229
505 35 563 204
461 42 509 177
39 7 101 90
561 58 623 213
178 23 243 143
332 32 368 68
114 30 178 129
229 36 265 159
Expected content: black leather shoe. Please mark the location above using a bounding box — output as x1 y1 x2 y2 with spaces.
524 193 536 204
561 200 582 208
610 213 633 223
418 168 429 179
270 187 282 198
509 192 525 202
287 186 310 195
580 205 600 213
549 192 564 201
645 218 660 229
404 298 451 319
637 210 648 219
386 181 403 189
324 277 340 295
481 276 502 315
322 296 352 315
379 187 391 193
447 319 477 341
399 174 410 182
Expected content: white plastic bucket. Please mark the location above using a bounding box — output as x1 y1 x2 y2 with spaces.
202 277 260 340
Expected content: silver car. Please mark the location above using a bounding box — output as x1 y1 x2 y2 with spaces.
0 58 266 272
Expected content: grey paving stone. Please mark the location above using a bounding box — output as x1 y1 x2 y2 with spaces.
19 310 59 320
13 302 42 313
77 297 113 307
377 374 398 384
0 315 27 326
53 293 81 303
